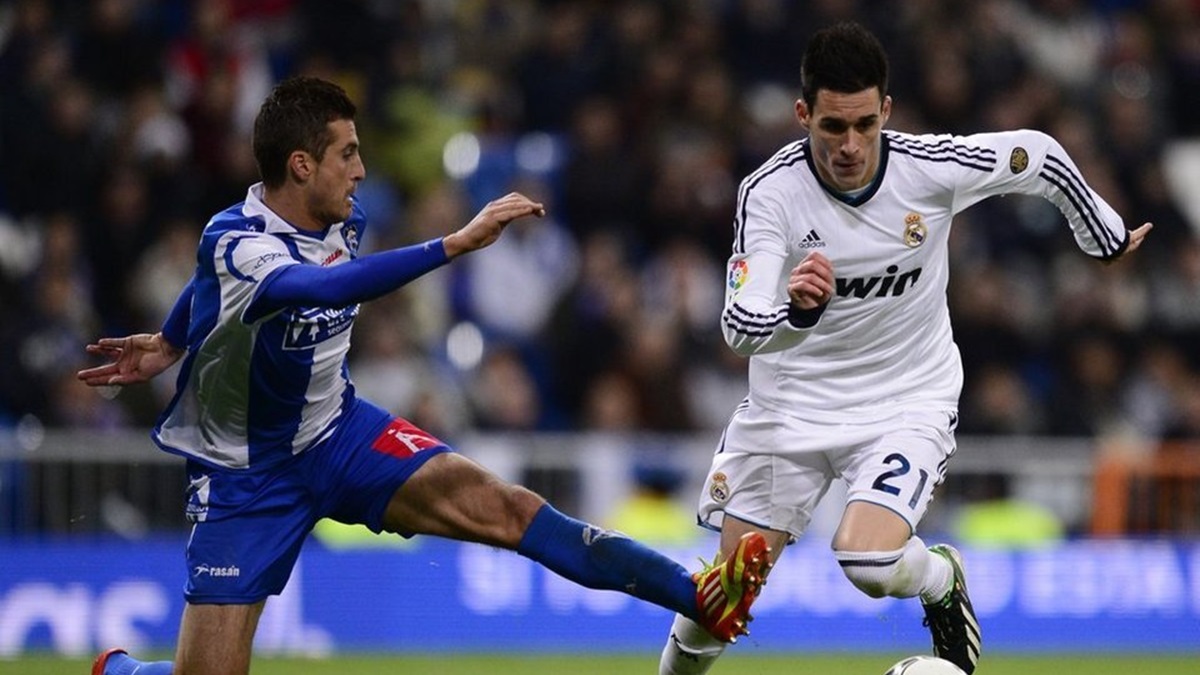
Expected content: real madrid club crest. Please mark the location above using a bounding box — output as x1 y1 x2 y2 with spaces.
1009 146 1029 174
709 472 730 503
903 212 927 248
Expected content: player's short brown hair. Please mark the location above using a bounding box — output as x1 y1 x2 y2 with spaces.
252 77 357 188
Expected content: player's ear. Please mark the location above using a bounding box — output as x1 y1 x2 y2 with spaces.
795 98 811 130
881 95 892 126
287 150 314 182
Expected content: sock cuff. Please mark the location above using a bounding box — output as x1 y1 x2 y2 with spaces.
516 502 559 557
833 545 907 567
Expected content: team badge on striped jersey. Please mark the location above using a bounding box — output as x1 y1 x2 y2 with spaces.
728 259 749 292
1009 147 1029 174
903 212 928 248
343 222 361 253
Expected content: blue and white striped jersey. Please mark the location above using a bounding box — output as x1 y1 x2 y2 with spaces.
722 129 1129 422
154 183 366 470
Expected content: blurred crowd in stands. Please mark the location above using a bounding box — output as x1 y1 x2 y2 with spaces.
1 0 1198 445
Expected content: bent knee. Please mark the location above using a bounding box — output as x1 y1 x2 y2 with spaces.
834 547 908 598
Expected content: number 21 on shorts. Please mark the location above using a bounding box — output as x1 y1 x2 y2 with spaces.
872 452 932 510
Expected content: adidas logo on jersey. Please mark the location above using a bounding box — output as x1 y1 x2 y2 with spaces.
799 229 826 249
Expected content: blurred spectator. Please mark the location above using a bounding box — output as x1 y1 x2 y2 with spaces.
1121 340 1192 440
457 175 579 346
1163 379 1200 440
350 295 469 438
617 313 695 431
125 84 191 172
582 369 641 431
72 0 165 99
546 230 640 424
83 163 155 333
1047 331 1129 437
643 121 739 259
561 95 647 241
684 343 749 432
165 0 275 138
395 184 467 351
1006 0 1107 99
0 39 100 217
723 0 803 87
513 2 601 133
640 237 724 345
0 265 96 424
959 364 1045 436
948 261 1039 374
951 496 1065 549
129 218 200 324
1147 237 1200 339
468 345 543 431
605 455 700 546
1154 0 1200 136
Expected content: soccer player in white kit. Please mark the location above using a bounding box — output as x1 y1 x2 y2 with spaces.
658 21 1153 675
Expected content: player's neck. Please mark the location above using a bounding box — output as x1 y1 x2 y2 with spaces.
261 185 326 232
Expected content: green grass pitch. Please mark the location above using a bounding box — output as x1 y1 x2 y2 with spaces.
11 652 1199 674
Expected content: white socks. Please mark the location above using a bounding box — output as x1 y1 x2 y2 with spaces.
658 614 726 675
914 538 954 604
833 536 953 602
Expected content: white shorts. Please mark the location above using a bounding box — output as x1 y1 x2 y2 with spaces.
698 403 957 540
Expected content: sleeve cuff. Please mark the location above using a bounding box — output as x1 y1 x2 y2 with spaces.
787 302 828 329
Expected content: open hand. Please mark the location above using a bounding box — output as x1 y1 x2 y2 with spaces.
77 332 185 387
442 192 546 258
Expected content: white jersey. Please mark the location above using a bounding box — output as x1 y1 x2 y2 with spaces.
154 183 366 470
722 129 1128 423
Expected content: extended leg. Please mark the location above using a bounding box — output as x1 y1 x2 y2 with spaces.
382 453 768 640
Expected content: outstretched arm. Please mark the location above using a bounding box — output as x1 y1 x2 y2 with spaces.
77 332 185 387
934 129 1141 260
247 192 545 318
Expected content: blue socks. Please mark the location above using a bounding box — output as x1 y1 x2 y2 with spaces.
101 652 173 675
517 503 697 618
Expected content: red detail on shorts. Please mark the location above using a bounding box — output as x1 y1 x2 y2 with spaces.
370 418 443 459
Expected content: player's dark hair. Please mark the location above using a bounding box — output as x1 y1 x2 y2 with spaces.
801 21 889 108
253 77 357 188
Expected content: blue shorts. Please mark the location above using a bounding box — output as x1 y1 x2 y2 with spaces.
182 398 449 604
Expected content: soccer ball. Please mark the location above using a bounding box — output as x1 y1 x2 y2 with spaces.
884 655 966 675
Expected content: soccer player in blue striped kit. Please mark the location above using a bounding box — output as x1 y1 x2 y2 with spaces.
78 76 770 675
657 21 1152 675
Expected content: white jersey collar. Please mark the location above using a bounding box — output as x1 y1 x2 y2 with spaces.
242 182 328 235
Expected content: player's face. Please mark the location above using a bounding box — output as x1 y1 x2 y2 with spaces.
307 119 365 225
796 88 891 192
